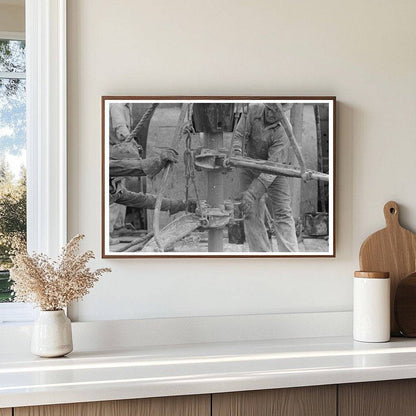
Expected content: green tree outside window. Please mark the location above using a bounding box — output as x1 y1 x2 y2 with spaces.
0 38 27 302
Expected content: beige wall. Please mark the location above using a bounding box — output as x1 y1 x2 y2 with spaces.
67 0 416 321
0 4 24 33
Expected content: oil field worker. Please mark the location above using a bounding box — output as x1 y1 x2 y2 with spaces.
108 102 134 235
232 103 299 252
108 103 193 236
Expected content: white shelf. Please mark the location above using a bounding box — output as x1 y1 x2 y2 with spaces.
2 335 416 408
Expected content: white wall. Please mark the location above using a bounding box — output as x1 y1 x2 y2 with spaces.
0 3 24 33
67 0 416 321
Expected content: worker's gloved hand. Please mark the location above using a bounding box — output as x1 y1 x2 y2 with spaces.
109 178 126 203
240 178 267 217
110 141 141 160
301 170 313 182
141 149 179 179
159 148 179 166
240 191 256 217
115 125 130 142
232 146 243 157
186 199 198 213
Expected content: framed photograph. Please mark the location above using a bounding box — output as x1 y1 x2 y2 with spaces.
102 96 336 258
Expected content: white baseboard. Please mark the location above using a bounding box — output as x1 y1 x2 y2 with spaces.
0 311 352 353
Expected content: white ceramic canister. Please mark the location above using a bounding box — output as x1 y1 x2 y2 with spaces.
31 310 73 357
353 271 390 343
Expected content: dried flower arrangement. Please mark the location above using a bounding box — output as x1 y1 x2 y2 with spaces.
10 234 111 311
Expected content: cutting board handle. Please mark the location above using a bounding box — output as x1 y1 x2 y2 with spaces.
384 201 400 228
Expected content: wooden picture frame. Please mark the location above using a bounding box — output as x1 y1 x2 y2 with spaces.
102 96 336 258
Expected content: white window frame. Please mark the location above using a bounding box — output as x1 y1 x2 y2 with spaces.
0 0 67 323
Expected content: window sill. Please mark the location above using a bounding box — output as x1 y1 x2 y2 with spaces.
0 303 35 324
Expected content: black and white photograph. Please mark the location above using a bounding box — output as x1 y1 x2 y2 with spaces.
102 97 335 257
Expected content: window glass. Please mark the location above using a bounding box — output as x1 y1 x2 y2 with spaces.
0 39 26 73
0 39 26 303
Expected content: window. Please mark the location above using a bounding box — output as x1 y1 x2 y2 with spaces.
0 34 26 306
0 0 67 324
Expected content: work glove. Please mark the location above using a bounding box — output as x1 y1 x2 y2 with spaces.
110 141 141 160
159 148 179 166
231 144 243 157
186 199 198 213
141 148 178 179
109 178 126 203
240 191 256 218
240 178 267 217
115 125 130 142
232 148 243 157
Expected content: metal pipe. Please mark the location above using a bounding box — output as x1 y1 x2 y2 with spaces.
203 132 224 252
229 156 329 182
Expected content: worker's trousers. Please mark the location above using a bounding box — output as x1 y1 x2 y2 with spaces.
240 169 299 252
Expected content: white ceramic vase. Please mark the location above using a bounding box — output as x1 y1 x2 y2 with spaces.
31 310 73 358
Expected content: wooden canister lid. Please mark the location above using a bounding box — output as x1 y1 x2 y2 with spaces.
354 271 390 279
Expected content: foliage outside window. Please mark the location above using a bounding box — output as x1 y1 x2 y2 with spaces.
0 38 26 302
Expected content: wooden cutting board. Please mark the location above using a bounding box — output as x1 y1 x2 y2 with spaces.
395 272 416 337
359 201 416 335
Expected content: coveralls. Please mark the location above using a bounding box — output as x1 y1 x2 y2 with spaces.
232 103 299 252
110 103 132 144
109 103 133 231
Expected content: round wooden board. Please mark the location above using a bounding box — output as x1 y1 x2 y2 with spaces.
395 273 416 337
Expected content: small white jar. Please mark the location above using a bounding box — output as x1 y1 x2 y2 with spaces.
353 271 390 343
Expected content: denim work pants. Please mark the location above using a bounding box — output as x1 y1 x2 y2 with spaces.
240 169 299 252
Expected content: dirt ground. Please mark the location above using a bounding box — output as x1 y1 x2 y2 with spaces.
111 229 328 254
173 231 328 253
